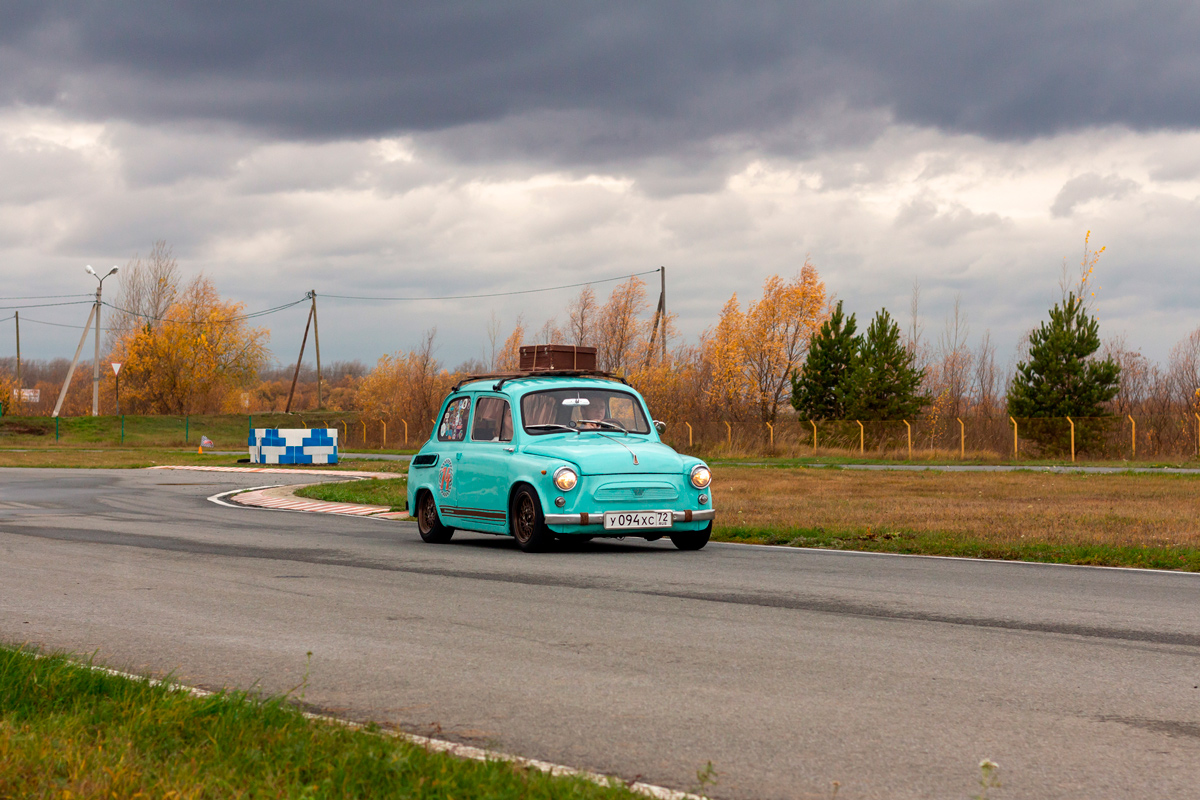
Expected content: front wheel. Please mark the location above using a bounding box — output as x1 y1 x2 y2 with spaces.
511 486 554 552
417 491 454 543
670 522 711 551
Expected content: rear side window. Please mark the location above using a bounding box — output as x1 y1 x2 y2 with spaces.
437 396 472 442
471 397 513 442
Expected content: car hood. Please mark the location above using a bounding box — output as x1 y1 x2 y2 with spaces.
522 436 687 475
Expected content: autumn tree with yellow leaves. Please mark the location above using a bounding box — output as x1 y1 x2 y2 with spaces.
702 263 828 425
110 275 270 414
355 329 454 436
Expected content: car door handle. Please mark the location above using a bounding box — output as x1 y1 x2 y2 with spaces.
504 447 515 453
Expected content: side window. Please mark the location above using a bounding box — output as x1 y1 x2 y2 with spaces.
608 395 638 429
472 397 513 442
437 396 472 442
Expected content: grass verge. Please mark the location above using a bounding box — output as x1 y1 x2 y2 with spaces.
711 466 1200 570
0 645 649 800
716 526 1200 570
294 477 408 510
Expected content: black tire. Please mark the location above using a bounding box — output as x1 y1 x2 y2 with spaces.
417 491 454 543
670 522 711 551
511 486 554 552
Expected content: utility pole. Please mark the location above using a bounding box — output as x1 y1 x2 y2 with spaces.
53 265 117 418
660 265 667 362
14 311 19 413
92 278 101 415
644 266 667 367
285 292 315 413
311 290 322 410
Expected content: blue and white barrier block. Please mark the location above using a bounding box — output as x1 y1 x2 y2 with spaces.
248 428 338 465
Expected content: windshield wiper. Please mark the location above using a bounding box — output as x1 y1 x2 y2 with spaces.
525 423 580 434
574 419 629 435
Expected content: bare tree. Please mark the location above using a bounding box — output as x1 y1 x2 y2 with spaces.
566 286 598 347
972 330 999 416
1103 334 1158 415
536 317 560 345
107 240 180 349
935 295 972 418
1167 326 1200 411
907 278 928 379
485 312 503 370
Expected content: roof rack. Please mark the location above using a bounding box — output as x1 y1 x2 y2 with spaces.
451 370 629 392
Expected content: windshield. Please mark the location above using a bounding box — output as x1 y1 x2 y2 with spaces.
521 388 651 435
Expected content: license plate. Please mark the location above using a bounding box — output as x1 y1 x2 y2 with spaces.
603 510 673 530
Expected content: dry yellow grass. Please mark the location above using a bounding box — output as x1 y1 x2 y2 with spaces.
714 466 1200 549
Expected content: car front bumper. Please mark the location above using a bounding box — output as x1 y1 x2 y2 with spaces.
544 508 715 525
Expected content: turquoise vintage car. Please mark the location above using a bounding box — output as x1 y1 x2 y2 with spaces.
407 371 714 552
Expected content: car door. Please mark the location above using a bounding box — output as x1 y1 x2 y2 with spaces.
449 395 514 532
430 394 472 513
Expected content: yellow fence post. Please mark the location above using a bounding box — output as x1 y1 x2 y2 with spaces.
766 421 774 449
381 420 387 448
811 420 818 451
1067 416 1075 462
1127 414 1135 460
903 420 912 460
361 419 367 445
856 420 864 453
402 419 409 445
1195 413 1199 456
1010 416 1018 459
340 420 347 442
724 420 732 446
957 418 964 459
685 421 693 447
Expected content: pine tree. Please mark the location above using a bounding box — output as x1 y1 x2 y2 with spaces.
845 308 927 420
791 300 858 419
1008 292 1120 419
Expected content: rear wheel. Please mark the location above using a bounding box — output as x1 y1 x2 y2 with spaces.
417 491 454 543
670 522 711 551
511 486 554 552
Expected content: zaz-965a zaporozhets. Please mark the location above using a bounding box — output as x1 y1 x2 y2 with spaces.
407 368 714 552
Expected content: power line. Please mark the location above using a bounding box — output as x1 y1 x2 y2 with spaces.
99 297 310 326
0 294 92 300
321 268 661 301
0 300 95 311
15 316 109 331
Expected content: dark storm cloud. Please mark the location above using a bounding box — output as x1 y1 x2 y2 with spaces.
3 2 1199 160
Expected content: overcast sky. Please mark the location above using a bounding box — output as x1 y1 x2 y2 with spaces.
3 2 1199 371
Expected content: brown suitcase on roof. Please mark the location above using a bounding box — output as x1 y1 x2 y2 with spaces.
519 345 598 371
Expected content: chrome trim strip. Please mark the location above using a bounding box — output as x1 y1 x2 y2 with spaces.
544 508 715 525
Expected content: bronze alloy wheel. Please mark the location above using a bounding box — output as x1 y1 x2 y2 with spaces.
511 486 553 552
417 491 454 543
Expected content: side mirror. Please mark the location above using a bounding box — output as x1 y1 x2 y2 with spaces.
653 420 667 434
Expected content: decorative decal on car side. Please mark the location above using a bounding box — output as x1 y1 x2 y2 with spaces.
439 458 454 497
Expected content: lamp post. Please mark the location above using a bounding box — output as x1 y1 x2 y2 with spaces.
86 265 118 416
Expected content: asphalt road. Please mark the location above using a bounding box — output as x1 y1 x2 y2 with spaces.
2 468 1198 799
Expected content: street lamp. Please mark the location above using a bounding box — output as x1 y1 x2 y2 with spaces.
87 265 119 417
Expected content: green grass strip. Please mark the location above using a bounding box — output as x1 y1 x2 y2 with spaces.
0 646 650 799
713 526 1200 571
294 477 408 511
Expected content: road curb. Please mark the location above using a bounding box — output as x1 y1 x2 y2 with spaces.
230 484 409 520
154 465 410 520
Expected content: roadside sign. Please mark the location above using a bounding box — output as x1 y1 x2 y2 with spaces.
111 362 122 375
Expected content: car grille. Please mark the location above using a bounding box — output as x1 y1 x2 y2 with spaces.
593 484 679 502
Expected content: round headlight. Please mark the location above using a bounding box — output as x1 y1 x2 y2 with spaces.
690 464 712 489
553 466 578 492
